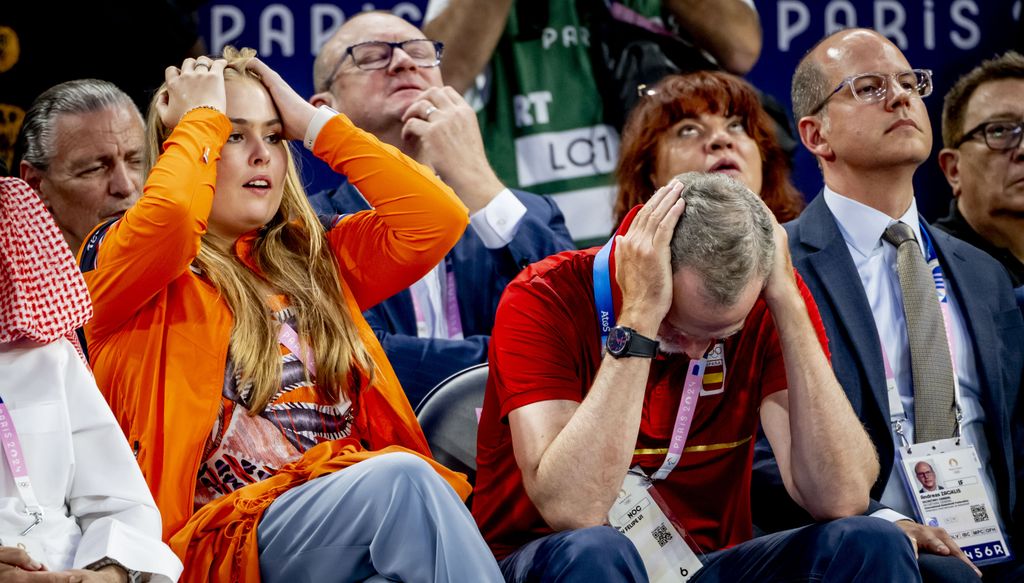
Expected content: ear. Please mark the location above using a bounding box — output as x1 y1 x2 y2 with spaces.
797 115 834 163
19 161 48 204
309 91 336 109
937 148 962 197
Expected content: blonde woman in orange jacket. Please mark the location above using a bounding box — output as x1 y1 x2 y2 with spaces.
80 48 503 583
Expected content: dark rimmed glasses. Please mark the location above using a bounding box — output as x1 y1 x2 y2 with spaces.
320 39 444 91
955 120 1024 151
809 69 933 115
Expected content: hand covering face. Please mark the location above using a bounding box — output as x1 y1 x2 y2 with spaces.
0 177 92 345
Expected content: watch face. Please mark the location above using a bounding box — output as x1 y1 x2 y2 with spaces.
607 327 631 354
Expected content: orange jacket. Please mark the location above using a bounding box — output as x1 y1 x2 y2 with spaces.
83 109 471 580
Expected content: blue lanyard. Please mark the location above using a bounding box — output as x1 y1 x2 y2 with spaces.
918 225 949 305
592 237 616 348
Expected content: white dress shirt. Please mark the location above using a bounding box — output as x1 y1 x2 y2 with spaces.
410 188 526 339
304 105 530 341
823 187 1002 529
0 338 182 580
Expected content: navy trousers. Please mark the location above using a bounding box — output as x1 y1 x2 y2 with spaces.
693 516 919 582
500 516 921 583
980 555 1024 583
498 526 648 583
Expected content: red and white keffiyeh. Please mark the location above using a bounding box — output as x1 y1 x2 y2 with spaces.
0 177 92 345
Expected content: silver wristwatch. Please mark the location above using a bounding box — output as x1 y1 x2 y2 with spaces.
86 557 143 583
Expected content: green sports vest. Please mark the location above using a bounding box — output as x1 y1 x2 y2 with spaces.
468 0 664 245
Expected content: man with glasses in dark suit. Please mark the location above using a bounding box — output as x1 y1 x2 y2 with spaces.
936 51 1024 307
756 27 1024 583
306 11 574 406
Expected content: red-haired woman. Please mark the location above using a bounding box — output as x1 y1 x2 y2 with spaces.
614 71 804 224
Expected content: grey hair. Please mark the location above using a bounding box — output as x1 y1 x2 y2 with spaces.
791 28 878 121
312 41 340 93
670 172 775 307
16 79 139 171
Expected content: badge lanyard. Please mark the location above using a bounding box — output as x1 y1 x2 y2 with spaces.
278 323 316 379
882 225 963 445
652 360 705 480
0 397 44 535
410 257 464 340
592 236 716 480
592 237 616 349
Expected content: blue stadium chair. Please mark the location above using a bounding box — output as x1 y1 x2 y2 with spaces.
414 363 488 486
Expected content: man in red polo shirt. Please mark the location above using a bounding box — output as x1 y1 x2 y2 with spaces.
473 172 921 582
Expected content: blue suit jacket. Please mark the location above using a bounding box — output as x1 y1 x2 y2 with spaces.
753 194 1024 544
309 178 575 407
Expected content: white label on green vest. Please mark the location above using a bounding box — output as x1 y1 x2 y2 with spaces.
550 185 616 242
514 125 620 188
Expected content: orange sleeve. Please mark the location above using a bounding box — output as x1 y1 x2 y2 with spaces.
312 114 469 311
84 109 231 341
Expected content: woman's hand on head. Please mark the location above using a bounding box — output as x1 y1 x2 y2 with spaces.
158 57 228 130
246 57 317 141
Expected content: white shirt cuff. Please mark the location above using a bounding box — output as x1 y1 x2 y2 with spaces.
469 188 526 249
870 508 913 523
74 517 183 582
304 105 338 151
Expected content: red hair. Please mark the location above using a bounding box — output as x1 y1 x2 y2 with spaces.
614 71 803 224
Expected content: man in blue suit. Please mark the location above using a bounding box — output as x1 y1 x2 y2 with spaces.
754 28 1024 583
308 11 574 406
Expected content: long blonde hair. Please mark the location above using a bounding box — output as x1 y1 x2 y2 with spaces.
145 46 375 413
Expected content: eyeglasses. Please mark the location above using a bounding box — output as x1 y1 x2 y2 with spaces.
320 39 444 90
955 120 1024 151
809 69 933 115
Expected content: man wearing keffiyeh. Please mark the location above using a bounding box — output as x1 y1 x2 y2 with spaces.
0 177 92 349
0 177 182 582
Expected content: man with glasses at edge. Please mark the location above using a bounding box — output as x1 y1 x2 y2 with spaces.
307 11 574 406
936 51 1024 309
755 27 1024 583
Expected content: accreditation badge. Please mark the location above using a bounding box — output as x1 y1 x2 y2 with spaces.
608 467 703 582
898 438 1012 566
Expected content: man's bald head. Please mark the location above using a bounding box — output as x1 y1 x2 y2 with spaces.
311 11 443 147
792 28 902 120
313 11 432 93
791 28 931 185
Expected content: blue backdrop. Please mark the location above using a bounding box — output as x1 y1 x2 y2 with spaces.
196 0 1023 221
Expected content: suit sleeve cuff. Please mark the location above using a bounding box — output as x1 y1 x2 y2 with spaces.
870 508 913 523
469 188 526 249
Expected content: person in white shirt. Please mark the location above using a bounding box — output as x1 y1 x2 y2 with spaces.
755 27 1024 583
307 11 575 406
0 176 182 582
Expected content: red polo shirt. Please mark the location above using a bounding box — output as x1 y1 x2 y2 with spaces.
472 247 829 560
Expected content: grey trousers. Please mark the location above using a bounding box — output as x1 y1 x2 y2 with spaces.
257 451 503 583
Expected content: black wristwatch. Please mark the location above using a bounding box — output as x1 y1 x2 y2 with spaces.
605 326 659 358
